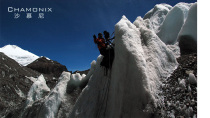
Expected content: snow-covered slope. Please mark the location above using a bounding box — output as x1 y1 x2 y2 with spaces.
69 16 178 118
0 45 39 66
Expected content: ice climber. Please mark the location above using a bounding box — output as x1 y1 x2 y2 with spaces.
93 31 115 72
93 33 107 56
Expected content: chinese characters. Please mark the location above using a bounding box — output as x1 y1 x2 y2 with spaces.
14 13 45 19
8 7 53 19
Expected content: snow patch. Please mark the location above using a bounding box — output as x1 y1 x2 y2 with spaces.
40 56 51 60
15 85 26 98
25 76 37 82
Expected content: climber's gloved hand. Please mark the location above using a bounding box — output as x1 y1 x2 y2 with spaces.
93 35 96 39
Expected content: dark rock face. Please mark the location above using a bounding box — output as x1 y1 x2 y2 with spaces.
0 52 40 118
178 35 197 55
27 57 68 78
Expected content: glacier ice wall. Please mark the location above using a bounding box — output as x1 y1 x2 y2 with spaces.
37 72 71 118
178 3 197 42
157 3 192 44
21 72 71 118
21 61 96 118
69 15 178 118
178 3 197 55
69 55 110 118
144 4 172 33
66 60 96 93
25 75 50 107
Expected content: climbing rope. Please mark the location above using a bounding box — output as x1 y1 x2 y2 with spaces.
103 48 112 116
97 70 110 118
111 32 114 38
97 46 112 118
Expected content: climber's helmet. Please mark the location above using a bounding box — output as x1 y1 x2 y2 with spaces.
98 33 103 38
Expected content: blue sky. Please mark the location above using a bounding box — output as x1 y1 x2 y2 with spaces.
0 0 196 72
